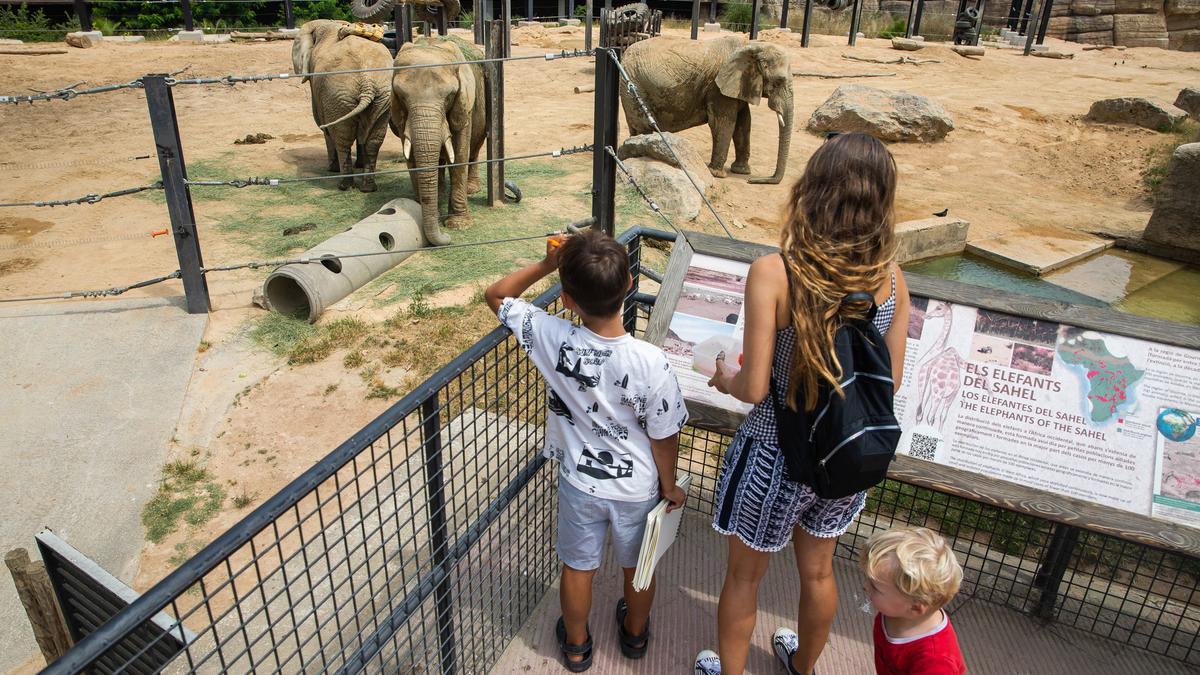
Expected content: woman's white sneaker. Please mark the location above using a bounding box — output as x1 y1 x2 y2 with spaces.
772 627 805 675
695 649 722 675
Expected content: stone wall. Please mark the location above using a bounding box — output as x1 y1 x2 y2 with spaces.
1044 0 1199 49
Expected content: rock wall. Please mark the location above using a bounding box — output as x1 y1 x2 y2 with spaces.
1044 0 1199 49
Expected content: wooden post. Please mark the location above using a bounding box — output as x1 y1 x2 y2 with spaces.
486 20 506 206
749 0 760 38
73 0 93 33
801 0 813 45
691 0 701 38
585 0 593 49
848 0 862 45
779 0 789 29
6 549 72 663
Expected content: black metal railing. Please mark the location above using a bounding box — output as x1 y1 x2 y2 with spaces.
43 227 1199 672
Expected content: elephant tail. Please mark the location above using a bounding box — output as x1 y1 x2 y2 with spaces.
319 92 372 130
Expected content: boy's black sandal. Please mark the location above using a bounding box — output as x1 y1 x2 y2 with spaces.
615 598 650 659
555 616 593 672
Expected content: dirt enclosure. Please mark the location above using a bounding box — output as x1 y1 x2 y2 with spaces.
2 24 1199 668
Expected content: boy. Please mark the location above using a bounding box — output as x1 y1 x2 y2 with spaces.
856 526 967 674
485 230 689 673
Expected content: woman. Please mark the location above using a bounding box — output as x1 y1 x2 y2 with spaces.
695 133 911 675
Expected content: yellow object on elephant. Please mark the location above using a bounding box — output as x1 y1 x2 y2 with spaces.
340 23 386 42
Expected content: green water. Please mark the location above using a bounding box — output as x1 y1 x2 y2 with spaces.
903 253 1200 327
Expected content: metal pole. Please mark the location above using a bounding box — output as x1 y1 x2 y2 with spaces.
402 4 413 45
283 0 294 30
1018 0 1033 34
143 75 209 314
504 0 511 52
591 43 619 237
437 5 448 35
801 0 813 45
180 0 194 32
780 0 789 29
420 396 456 675
749 0 760 39
528 0 534 20
486 20 506 206
1022 0 1042 54
1033 524 1079 620
972 0 986 45
691 0 701 38
585 0 593 49
1006 0 1021 29
848 0 862 45
912 0 925 36
710 0 717 22
1036 0 1053 43
73 0 93 33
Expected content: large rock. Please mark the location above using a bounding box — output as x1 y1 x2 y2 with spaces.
1086 97 1187 130
1177 87 1200 117
1046 14 1114 44
1171 28 1200 49
1071 0 1116 16
617 132 709 193
621 158 702 221
1166 0 1200 14
1112 0 1161 12
806 85 954 143
64 31 102 48
1144 143 1200 253
1113 13 1169 47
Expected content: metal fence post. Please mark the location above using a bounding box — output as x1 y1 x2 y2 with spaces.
585 0 593 49
527 0 534 20
591 43 619 237
1033 524 1079 619
283 0 295 30
485 20 506 206
801 0 813 45
420 396 456 675
1018 0 1033 33
691 0 701 38
73 0 93 33
905 0 917 37
847 0 862 45
1035 0 1053 43
779 0 789 29
143 75 210 314
710 0 718 22
1006 0 1021 28
912 0 926 37
749 0 760 39
1022 0 1042 54
180 0 194 32
623 241 640 333
972 0 987 45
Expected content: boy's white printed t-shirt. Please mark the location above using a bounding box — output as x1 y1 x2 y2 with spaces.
499 297 689 502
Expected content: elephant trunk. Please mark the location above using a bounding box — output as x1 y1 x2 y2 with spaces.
411 106 451 246
750 84 794 185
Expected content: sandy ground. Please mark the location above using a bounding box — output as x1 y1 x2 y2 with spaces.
2 25 1199 669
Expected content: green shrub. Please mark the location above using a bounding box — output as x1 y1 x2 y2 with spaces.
575 4 589 18
0 4 73 42
719 1 768 33
92 1 264 31
877 16 907 38
285 0 353 25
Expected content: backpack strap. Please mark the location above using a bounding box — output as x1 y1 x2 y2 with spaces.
842 291 878 323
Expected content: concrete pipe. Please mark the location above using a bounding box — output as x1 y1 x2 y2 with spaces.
263 198 425 322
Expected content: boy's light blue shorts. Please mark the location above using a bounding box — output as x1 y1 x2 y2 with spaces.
557 475 659 571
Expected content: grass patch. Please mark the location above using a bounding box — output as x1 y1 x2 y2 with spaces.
141 461 226 544
1142 121 1199 200
251 313 369 365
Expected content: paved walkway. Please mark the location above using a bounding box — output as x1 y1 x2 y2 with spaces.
0 297 206 671
494 512 1193 674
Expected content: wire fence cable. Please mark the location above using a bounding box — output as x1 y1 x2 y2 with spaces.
0 182 163 208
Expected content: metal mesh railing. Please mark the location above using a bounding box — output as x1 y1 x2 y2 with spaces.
44 227 1200 672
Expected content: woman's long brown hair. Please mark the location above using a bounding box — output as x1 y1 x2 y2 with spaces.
780 133 897 411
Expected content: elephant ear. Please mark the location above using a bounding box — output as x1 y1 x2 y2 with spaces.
449 62 477 131
716 45 765 105
292 22 318 82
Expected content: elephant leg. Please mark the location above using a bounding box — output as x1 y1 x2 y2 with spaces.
358 115 389 193
707 101 735 178
730 104 752 175
336 142 355 191
355 139 366 169
438 165 450 201
466 134 483 194
446 128 472 230
323 130 339 172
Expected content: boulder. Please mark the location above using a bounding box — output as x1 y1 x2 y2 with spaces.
1112 13 1168 48
1071 0 1115 16
1176 87 1200 117
1170 28 1200 49
891 37 924 50
1046 14 1114 44
1144 143 1200 253
617 132 709 193
807 85 954 143
621 158 702 221
64 31 102 48
1086 97 1187 130
1166 0 1200 12
1112 0 1161 11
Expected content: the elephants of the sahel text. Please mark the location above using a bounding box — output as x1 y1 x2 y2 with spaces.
619 35 794 185
292 19 394 193
390 36 489 247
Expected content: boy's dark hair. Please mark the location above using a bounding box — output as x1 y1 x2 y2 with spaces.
558 230 629 318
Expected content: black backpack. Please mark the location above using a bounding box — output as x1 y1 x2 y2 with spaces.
769 291 901 499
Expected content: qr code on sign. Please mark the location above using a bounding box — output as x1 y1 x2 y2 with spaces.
909 433 939 461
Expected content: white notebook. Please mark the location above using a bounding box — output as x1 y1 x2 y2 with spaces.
632 473 692 591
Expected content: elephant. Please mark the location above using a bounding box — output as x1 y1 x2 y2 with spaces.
390 36 488 246
292 19 394 192
619 35 794 185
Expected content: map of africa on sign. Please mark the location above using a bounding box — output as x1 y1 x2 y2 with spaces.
1057 332 1145 423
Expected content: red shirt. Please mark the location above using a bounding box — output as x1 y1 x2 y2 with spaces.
873 611 966 675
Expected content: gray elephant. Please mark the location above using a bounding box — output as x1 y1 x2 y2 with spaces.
620 35 794 184
292 20 394 192
390 36 488 246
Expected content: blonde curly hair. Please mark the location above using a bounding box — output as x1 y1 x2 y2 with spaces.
861 526 963 609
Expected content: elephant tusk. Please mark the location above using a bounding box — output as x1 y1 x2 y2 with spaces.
777 112 785 127
401 136 411 161
443 137 455 165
